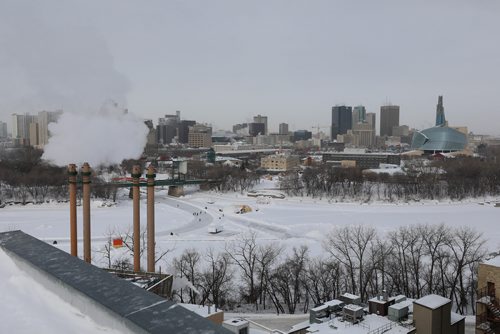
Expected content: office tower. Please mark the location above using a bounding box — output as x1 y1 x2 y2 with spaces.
253 115 268 135
380 105 400 137
0 121 7 138
279 123 289 135
435 96 446 126
352 122 375 147
293 130 312 142
248 122 265 137
12 113 37 145
188 124 212 148
178 120 196 144
37 110 62 148
352 106 366 125
366 113 376 132
331 105 352 140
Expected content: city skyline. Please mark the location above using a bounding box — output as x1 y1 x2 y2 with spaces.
1 1 500 135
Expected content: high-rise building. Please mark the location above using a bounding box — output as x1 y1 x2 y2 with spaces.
352 106 366 125
253 115 268 135
366 113 376 133
331 106 352 140
435 96 446 126
0 121 7 138
248 123 265 137
12 113 37 145
37 110 62 148
29 123 39 147
178 120 196 144
380 105 400 137
352 122 375 148
188 124 212 148
279 123 289 135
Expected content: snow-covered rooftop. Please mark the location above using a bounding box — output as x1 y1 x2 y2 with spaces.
414 294 450 310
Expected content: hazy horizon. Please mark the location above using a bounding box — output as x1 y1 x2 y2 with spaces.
1 0 499 135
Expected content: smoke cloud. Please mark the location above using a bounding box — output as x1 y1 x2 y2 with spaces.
43 103 148 167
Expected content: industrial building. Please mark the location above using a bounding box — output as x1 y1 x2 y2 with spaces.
322 150 401 169
0 230 231 334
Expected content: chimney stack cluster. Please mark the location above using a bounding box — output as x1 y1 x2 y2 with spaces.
67 163 156 272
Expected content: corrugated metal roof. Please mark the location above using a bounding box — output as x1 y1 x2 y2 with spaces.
0 230 231 334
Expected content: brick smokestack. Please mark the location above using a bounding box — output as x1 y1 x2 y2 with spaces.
132 165 141 272
81 162 92 263
68 164 78 257
146 165 156 272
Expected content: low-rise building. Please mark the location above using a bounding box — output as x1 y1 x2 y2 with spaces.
260 153 300 172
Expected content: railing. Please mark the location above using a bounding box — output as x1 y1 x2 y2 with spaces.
478 286 495 300
368 322 396 334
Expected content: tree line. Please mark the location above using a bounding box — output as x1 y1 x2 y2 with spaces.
280 157 500 201
166 224 487 316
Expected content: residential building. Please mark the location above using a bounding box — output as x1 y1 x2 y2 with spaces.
476 256 500 333
261 154 300 171
29 122 39 147
380 105 400 137
331 105 352 140
253 114 268 135
37 110 62 148
12 113 37 145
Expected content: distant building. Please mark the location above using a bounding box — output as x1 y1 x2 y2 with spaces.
279 123 289 135
253 114 268 135
178 120 195 144
380 105 400 137
331 105 352 139
29 122 39 147
293 130 312 142
248 122 265 137
436 95 446 126
352 105 366 124
188 124 212 148
366 112 376 133
261 154 300 171
322 150 400 169
0 121 8 138
37 110 62 148
352 122 375 148
12 113 37 146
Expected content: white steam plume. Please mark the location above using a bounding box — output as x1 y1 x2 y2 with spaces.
43 103 148 167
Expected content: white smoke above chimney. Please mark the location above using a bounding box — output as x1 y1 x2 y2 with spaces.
43 103 148 166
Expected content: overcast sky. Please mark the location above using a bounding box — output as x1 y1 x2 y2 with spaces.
1 0 499 135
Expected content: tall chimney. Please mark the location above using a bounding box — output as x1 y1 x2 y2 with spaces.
68 164 78 257
132 165 142 272
81 163 92 263
146 165 156 273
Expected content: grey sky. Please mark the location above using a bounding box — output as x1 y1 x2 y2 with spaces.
1 0 499 135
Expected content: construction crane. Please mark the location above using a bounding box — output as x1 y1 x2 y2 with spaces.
311 125 330 137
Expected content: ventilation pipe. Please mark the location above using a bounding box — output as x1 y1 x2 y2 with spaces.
81 163 92 263
146 165 156 273
132 165 141 272
68 164 78 257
